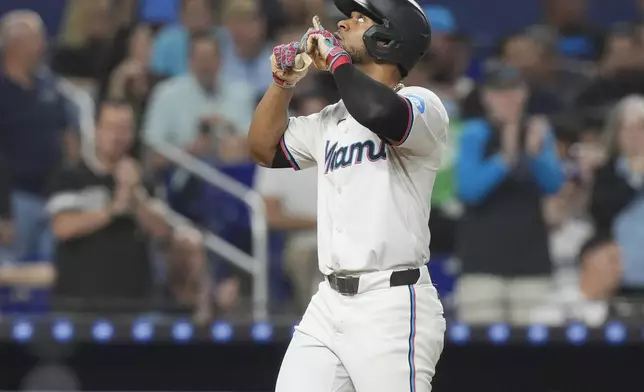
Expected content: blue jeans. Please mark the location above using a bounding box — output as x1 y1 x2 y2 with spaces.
11 191 53 261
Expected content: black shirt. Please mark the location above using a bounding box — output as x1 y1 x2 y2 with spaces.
47 161 153 305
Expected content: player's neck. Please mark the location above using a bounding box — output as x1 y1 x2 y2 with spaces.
357 63 401 90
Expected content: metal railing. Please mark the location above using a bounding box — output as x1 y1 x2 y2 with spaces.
146 141 269 321
59 80 269 320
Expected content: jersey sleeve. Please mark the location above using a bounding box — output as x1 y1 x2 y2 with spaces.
278 111 324 171
255 166 286 197
394 86 449 158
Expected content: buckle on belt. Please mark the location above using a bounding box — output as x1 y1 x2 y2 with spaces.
327 274 359 295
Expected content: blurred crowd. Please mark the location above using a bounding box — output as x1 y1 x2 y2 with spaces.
1 0 644 327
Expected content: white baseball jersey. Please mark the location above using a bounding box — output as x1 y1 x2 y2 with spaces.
280 86 448 275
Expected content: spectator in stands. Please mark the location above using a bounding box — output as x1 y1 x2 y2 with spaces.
47 101 212 322
454 66 564 325
531 234 621 326
545 120 597 292
577 25 644 111
143 31 255 170
107 25 159 157
502 26 590 108
0 10 78 261
218 0 273 98
51 0 112 93
52 0 138 98
542 0 603 60
639 0 644 21
494 32 563 115
255 94 322 312
462 45 563 119
410 5 473 120
150 0 216 77
569 116 607 184
590 95 644 295
263 0 329 39
255 166 318 312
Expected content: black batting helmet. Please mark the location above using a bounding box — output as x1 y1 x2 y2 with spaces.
334 0 431 76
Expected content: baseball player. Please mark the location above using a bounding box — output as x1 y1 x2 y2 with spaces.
248 0 448 391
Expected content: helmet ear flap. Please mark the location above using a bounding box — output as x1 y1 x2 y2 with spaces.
362 25 402 62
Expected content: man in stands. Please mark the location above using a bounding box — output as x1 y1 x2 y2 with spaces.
47 100 213 321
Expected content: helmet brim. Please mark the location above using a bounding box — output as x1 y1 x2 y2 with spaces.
334 0 383 23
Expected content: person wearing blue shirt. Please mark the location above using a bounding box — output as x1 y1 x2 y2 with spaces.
216 0 273 99
150 0 216 77
454 66 564 325
457 118 564 205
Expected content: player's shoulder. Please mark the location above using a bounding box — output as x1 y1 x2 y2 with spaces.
398 85 443 106
398 86 448 123
317 101 344 122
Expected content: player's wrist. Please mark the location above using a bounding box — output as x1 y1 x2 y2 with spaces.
272 73 297 89
327 47 352 73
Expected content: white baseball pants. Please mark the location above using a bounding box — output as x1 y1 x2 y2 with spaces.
275 267 446 392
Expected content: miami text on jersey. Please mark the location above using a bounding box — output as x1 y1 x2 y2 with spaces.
324 139 387 174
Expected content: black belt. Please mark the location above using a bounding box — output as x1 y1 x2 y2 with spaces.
326 268 421 295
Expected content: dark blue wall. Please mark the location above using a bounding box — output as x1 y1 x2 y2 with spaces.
0 0 638 43
421 0 638 47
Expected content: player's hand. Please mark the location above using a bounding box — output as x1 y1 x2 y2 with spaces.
271 41 312 89
303 16 351 72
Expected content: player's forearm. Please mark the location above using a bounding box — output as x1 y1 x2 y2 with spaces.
248 84 294 167
332 64 410 142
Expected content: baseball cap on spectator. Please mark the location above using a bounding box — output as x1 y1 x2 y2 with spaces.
482 65 526 89
422 5 456 35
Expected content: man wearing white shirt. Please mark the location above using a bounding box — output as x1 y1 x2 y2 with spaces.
255 166 319 311
143 32 256 167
